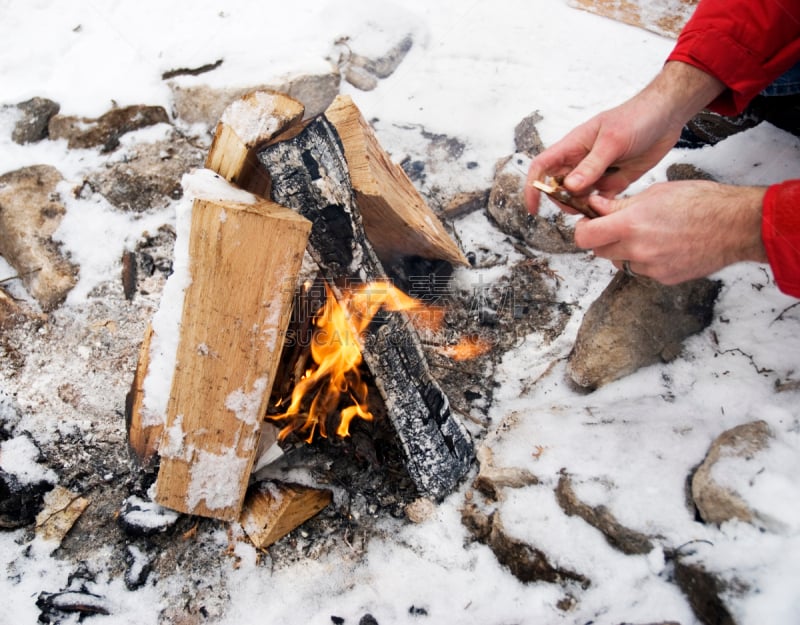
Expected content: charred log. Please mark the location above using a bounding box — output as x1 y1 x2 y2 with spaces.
257 116 474 500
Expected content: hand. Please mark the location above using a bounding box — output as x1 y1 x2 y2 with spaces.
575 180 768 284
524 100 682 214
525 61 725 214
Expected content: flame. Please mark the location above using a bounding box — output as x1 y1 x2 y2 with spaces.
269 280 491 442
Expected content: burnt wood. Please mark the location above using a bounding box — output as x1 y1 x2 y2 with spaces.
257 116 474 500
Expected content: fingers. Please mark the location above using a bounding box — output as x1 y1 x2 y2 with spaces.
524 147 576 214
572 195 630 250
563 139 623 194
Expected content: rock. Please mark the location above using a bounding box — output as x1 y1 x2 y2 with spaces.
85 134 204 212
666 162 716 182
513 110 545 157
343 64 379 91
673 554 738 625
118 494 180 537
473 445 538 501
48 104 170 151
441 189 489 220
0 433 57 529
0 468 53 529
567 272 721 389
0 287 36 331
169 69 341 127
555 472 653 555
0 165 78 311
487 154 580 254
12 97 60 144
359 614 380 625
461 503 589 587
405 497 436 523
691 420 774 527
336 34 414 91
124 545 152 590
36 590 111 622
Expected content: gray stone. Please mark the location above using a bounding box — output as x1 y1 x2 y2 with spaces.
488 154 580 254
461 503 590 587
473 445 538 501
514 110 545 157
86 133 204 213
691 420 773 526
555 472 653 555
673 553 739 625
0 165 78 310
337 34 414 91
343 64 379 91
666 162 716 182
48 105 170 151
567 272 721 389
12 97 60 144
168 69 341 128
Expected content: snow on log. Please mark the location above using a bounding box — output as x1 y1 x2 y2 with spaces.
205 90 306 197
152 194 310 520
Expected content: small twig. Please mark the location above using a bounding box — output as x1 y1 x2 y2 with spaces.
0 266 40 284
161 58 223 80
451 404 487 427
718 347 773 375
771 301 800 325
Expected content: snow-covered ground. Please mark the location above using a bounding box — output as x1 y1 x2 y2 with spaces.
2 1 800 623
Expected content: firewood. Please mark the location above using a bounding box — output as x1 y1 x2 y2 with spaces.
205 90 306 197
240 481 332 549
324 95 468 266
153 196 311 521
257 117 474 500
35 485 90 545
125 322 160 465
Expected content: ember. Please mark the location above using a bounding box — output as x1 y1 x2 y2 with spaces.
269 280 490 442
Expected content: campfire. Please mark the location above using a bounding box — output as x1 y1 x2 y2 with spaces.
125 91 480 547
269 279 490 443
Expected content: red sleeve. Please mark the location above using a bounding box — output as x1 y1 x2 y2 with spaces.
667 0 800 115
762 180 800 298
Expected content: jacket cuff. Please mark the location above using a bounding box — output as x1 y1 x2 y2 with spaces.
762 181 800 298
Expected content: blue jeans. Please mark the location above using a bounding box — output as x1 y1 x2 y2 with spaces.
762 61 800 96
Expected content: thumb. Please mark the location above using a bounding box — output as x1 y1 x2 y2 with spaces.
564 148 619 194
588 194 628 216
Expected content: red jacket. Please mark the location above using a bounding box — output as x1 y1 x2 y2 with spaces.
668 0 800 297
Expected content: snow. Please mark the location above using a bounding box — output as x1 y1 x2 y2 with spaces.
1 0 800 624
0 435 57 485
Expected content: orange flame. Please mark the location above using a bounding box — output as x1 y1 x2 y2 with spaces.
269 280 491 442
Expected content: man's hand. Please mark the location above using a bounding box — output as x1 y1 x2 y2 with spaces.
525 61 725 214
575 180 768 283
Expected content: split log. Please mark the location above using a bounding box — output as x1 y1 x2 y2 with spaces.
257 116 474 500
210 91 466 267
153 196 311 521
324 95 468 266
240 481 332 548
205 90 306 197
